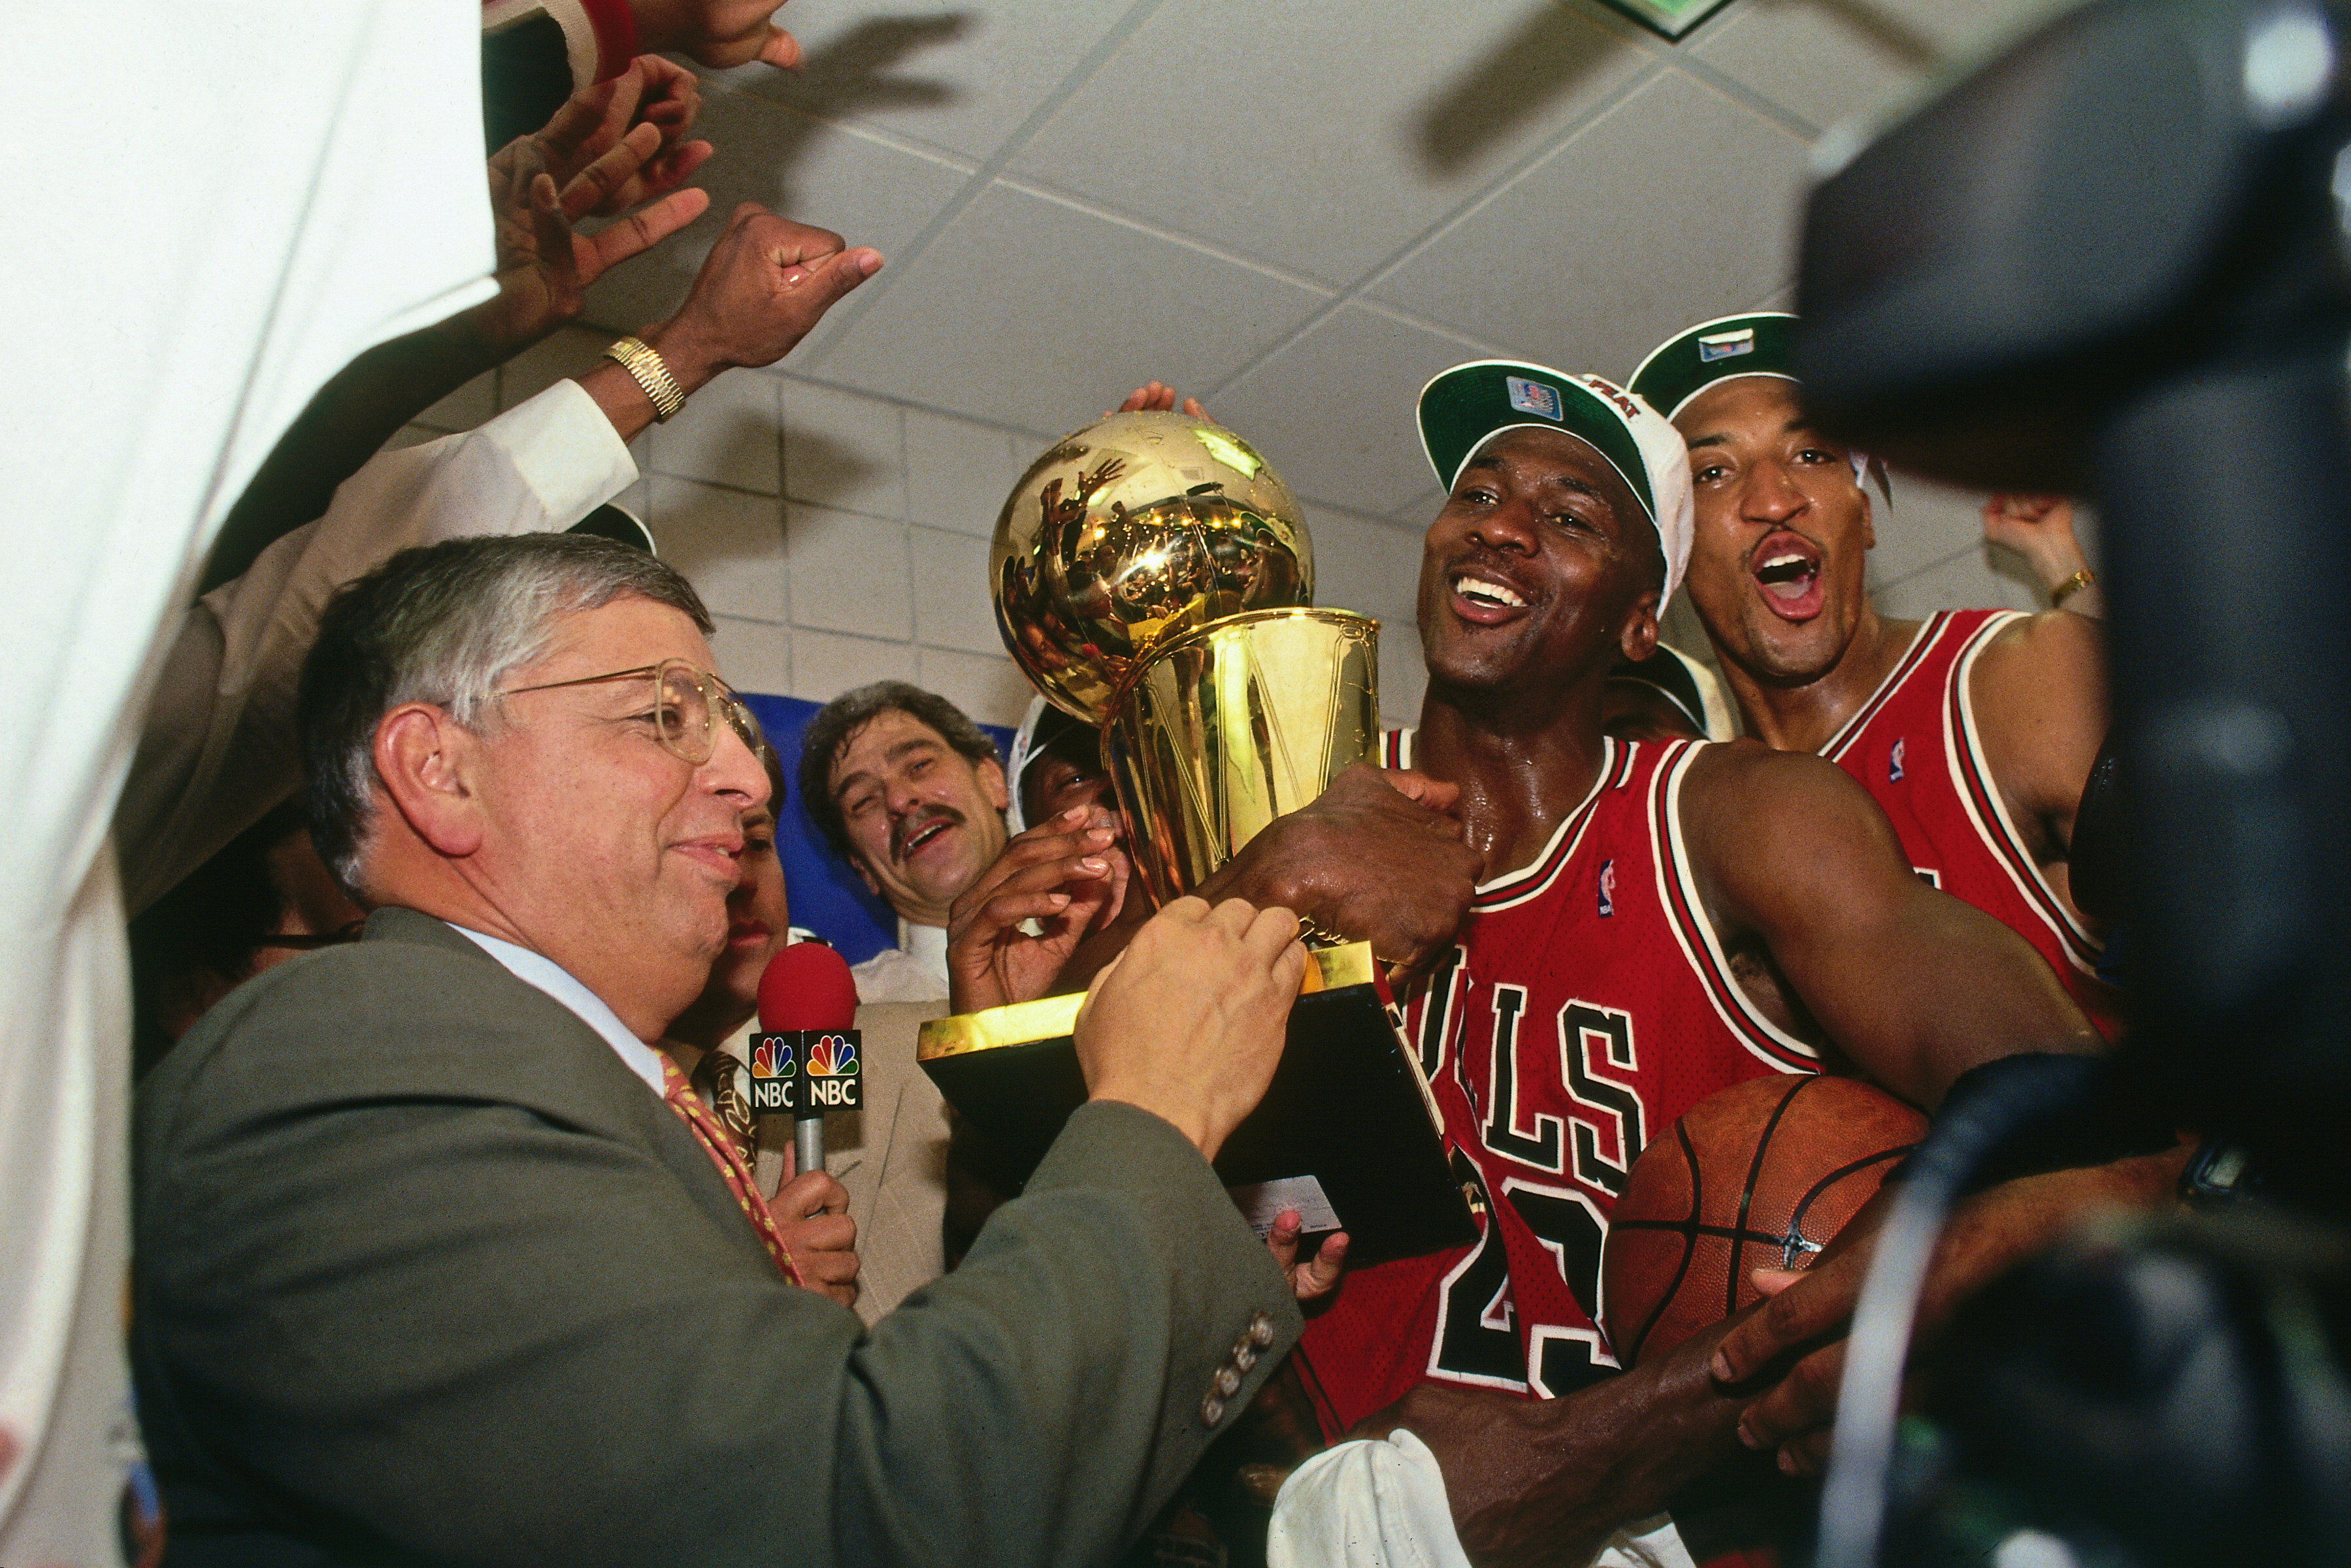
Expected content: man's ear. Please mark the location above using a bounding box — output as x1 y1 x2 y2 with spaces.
1619 588 1662 665
373 704 488 858
976 755 1011 815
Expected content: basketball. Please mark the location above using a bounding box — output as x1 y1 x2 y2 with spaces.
1602 1074 1928 1367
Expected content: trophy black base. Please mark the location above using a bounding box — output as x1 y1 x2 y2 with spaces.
918 945 1475 1267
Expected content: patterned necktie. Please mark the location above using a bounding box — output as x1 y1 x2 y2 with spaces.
659 1054 802 1288
691 1047 757 1161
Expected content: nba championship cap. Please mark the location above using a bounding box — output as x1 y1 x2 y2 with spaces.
1630 313 1889 502
1607 642 1735 742
1627 312 1800 422
1418 359 1696 610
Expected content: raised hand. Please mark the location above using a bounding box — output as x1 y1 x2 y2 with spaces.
630 0 806 69
644 202 883 389
462 63 714 357
1982 493 2099 610
946 804 1130 1014
1110 380 1210 421
538 56 712 218
1074 896 1306 1162
768 1167 859 1308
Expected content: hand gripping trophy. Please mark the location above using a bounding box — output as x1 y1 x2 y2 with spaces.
921 410 1471 1264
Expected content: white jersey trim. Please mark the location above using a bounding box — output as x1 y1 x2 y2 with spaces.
1947 611 2105 970
1653 742 1822 1068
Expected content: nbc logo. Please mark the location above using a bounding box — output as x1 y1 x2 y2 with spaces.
750 1038 795 1079
806 1034 859 1076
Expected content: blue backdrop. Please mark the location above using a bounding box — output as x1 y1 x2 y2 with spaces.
742 691 1017 968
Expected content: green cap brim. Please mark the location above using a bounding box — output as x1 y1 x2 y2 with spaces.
1628 312 1800 421
1418 361 1657 525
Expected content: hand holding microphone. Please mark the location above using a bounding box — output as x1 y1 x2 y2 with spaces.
750 943 863 1307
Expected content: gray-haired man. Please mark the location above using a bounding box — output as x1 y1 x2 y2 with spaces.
133 532 1307 1567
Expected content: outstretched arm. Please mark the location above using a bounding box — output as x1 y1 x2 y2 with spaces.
201 58 710 592
1983 494 2103 618
1680 743 2100 1111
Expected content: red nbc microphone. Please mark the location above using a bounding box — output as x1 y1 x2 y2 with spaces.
751 942 863 1174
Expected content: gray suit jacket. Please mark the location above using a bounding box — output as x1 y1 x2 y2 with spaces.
133 909 1298 1567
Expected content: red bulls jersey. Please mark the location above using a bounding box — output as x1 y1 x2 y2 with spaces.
1296 734 1816 1436
1820 610 2120 1039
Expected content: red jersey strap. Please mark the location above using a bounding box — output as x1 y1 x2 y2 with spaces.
657 1053 806 1287
1945 612 2105 972
1818 613 1955 763
1649 742 1821 1073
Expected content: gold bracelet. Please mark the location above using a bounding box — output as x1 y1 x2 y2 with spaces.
2050 567 2096 608
604 336 685 423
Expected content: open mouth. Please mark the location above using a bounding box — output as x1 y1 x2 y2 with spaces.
1750 532 1824 620
895 814 959 861
1449 569 1530 623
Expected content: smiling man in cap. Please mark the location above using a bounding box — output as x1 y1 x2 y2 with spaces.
1279 358 2108 1564
1631 314 2122 1036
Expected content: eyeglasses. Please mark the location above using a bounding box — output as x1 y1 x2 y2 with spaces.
497 659 763 766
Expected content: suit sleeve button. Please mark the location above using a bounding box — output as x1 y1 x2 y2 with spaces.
1201 1394 1226 1426
1248 1311 1276 1348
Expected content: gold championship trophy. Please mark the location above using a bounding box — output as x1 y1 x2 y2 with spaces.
917 412 1473 1264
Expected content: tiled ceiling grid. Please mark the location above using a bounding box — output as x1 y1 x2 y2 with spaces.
555 0 2073 719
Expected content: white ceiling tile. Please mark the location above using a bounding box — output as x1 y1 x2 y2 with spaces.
1210 304 1494 519
813 184 1332 434
917 646 1035 728
905 408 1025 536
1688 0 2073 139
704 0 1142 165
780 380 909 521
1370 70 1811 384
646 367 782 494
712 615 795 696
1305 505 1428 625
652 476 789 623
1864 474 1996 589
580 86 973 344
1009 0 1652 287
1871 541 2043 621
1391 485 1447 531
788 501 912 638
794 629 921 704
908 525 1001 655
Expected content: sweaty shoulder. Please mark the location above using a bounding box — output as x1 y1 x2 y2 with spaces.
1969 608 2109 828
1677 740 1914 926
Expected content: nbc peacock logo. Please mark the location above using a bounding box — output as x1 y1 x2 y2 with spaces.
805 1034 858 1077
747 1036 796 1112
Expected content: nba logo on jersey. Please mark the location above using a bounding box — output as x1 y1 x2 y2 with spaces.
1888 737 1907 783
1505 376 1562 420
1598 858 1617 917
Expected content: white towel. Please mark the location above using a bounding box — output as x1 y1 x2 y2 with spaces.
1267 1431 1697 1568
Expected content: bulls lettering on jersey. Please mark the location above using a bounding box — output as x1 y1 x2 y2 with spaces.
1295 735 1815 1437
1816 610 2121 1038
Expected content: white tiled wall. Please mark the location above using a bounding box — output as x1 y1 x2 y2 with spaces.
399 325 1436 728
